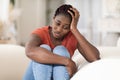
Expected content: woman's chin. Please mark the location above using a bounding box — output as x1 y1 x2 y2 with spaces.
54 36 61 39
53 35 62 40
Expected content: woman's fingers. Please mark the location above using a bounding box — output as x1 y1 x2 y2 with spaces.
68 9 74 19
69 8 80 18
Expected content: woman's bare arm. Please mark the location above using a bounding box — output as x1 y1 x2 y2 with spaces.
25 34 70 65
25 34 77 77
68 8 100 62
73 30 100 62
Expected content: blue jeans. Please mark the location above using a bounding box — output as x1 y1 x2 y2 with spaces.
23 44 70 80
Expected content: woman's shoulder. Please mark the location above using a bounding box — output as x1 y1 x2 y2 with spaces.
66 31 78 43
31 26 50 42
67 31 76 38
32 26 49 33
35 26 49 30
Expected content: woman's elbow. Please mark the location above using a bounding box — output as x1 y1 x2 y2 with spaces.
88 56 100 62
25 48 34 59
88 53 101 62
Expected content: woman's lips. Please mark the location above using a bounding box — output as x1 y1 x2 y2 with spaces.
53 32 61 38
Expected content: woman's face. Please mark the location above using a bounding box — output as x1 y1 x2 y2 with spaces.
51 14 71 39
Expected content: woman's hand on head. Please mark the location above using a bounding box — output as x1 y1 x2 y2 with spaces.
68 7 80 31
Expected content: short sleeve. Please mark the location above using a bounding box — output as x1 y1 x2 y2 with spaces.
31 26 48 42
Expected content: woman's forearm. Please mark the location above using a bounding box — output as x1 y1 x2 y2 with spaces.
25 44 77 77
71 29 100 62
25 45 70 65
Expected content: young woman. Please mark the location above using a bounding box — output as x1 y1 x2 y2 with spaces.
23 4 100 80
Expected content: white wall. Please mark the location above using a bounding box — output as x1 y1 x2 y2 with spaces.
0 0 10 21
15 0 46 45
91 0 102 45
46 0 64 25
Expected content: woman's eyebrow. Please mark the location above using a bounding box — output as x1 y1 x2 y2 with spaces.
55 19 70 25
55 19 61 23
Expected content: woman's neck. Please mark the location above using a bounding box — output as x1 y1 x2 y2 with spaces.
49 28 63 46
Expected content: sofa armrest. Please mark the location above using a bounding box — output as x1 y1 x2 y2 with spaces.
0 44 30 80
72 47 120 70
71 59 120 80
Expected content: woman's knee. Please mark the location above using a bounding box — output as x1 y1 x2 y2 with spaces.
40 44 51 51
53 45 70 58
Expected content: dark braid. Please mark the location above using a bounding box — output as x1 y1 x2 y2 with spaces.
54 4 75 22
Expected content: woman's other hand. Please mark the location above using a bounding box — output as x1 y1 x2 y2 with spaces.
66 58 77 78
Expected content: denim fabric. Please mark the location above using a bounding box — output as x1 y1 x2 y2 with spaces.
53 46 70 80
23 44 70 80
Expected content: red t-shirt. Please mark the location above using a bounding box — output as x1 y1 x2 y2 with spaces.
32 26 78 57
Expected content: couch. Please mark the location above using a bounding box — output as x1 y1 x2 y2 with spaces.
0 44 120 80
0 44 29 80
71 47 120 80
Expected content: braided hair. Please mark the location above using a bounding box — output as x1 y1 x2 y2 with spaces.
54 4 75 22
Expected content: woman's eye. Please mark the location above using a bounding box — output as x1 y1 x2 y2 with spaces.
63 25 69 29
56 22 60 26
63 27 69 29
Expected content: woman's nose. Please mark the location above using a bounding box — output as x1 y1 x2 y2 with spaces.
56 27 63 32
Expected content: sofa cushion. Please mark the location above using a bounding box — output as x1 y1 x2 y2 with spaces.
0 44 30 80
72 46 120 69
71 59 120 80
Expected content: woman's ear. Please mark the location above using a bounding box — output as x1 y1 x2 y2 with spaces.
53 16 55 19
51 16 55 25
